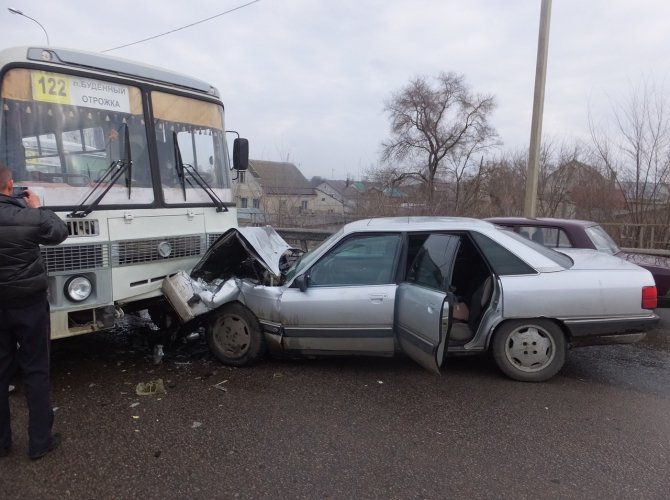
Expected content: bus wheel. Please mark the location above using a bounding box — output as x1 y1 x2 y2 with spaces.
206 303 266 366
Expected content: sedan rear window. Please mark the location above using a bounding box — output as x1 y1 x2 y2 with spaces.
515 225 572 248
500 230 574 269
471 232 537 275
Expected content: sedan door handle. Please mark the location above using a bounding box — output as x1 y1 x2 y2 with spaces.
369 294 386 304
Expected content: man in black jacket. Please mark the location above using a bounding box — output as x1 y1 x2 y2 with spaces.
0 164 68 460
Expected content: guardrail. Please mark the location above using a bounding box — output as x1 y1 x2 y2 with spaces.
601 223 670 251
621 247 670 257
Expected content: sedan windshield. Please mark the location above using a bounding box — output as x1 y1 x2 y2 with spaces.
284 228 343 281
585 225 621 254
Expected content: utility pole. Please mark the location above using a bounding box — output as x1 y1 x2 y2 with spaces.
524 0 552 217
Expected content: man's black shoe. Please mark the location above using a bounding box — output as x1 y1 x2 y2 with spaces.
0 446 10 458
29 433 61 460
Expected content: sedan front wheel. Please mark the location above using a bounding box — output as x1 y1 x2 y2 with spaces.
206 303 266 367
492 319 566 382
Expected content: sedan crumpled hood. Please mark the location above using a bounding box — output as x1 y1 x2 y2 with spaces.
191 226 297 282
163 227 301 323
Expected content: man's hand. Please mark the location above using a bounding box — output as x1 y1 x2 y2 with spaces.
24 189 41 208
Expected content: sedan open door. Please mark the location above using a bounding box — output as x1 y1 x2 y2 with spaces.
395 283 450 374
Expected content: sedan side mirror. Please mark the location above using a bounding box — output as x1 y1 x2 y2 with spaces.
294 274 308 292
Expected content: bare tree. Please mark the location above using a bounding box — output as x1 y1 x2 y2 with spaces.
567 164 621 222
482 151 528 217
482 144 564 218
381 72 498 211
588 78 670 230
447 157 487 216
360 165 409 217
479 140 621 220
536 140 583 217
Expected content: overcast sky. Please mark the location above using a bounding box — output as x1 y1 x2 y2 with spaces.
3 0 670 180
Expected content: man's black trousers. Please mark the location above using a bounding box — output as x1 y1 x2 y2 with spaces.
0 299 54 455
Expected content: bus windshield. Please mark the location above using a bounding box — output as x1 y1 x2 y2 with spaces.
152 90 230 205
0 68 231 208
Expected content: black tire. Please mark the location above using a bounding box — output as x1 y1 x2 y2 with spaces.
491 319 566 382
206 303 266 367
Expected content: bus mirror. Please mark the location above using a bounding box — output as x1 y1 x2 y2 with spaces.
233 138 249 171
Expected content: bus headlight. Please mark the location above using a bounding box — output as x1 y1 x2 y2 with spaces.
65 276 93 302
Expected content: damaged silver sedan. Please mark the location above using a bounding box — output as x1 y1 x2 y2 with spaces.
163 218 659 382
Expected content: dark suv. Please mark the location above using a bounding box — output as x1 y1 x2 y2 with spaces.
486 217 670 307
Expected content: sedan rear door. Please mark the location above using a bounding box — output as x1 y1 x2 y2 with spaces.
395 233 460 373
395 284 449 374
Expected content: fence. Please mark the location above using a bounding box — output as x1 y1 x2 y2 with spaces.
601 223 670 254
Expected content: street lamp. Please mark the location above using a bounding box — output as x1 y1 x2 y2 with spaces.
8 7 50 46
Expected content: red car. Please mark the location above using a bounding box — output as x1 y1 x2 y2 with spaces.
486 217 670 307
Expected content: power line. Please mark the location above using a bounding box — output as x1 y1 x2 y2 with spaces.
102 0 261 53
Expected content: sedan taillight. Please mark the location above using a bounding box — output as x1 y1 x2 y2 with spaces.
642 286 657 309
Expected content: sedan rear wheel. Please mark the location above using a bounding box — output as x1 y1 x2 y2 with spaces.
207 303 266 366
492 319 566 382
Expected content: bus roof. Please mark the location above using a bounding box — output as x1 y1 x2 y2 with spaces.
0 46 219 98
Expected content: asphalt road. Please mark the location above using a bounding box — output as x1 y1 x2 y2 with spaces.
1 315 669 500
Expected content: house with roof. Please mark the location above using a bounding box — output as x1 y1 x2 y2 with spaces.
311 179 366 215
234 160 316 227
232 164 265 226
233 160 425 227
540 160 622 220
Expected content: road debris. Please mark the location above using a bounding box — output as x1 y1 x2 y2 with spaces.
135 378 166 396
213 380 229 392
152 344 164 365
